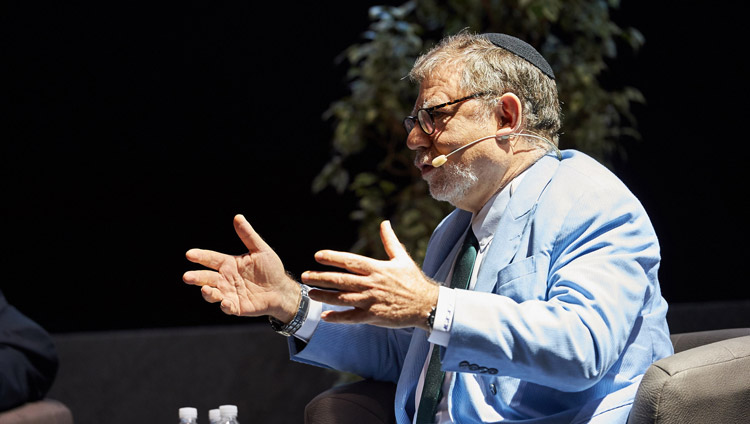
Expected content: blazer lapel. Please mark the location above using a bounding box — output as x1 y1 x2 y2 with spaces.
474 155 560 293
422 208 472 281
398 209 472 420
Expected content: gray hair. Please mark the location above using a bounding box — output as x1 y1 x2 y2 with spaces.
409 32 562 147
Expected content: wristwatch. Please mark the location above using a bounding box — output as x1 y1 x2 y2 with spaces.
426 305 437 331
269 284 310 337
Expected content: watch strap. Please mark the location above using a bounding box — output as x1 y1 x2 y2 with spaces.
269 284 310 337
426 305 437 331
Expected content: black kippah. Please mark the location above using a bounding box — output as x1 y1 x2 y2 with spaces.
483 33 555 80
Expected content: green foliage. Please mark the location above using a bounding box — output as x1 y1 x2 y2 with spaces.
313 0 644 263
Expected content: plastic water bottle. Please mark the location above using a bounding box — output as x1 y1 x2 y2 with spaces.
218 404 239 424
208 409 221 424
179 407 199 423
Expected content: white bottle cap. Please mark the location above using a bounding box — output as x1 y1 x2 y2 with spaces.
209 409 220 421
219 404 238 417
179 407 198 419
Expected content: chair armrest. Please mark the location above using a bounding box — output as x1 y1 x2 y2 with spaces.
628 335 750 424
0 399 73 424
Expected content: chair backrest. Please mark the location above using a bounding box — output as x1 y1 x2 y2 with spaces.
670 328 750 353
47 324 340 424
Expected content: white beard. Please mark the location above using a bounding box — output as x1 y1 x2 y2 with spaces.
423 160 479 206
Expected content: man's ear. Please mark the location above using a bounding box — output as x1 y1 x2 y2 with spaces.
495 92 523 141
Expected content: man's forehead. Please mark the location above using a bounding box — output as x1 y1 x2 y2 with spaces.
414 66 463 109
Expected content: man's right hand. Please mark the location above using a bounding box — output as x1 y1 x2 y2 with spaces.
183 214 300 323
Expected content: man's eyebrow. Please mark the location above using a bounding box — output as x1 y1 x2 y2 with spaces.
421 97 442 110
411 95 448 114
409 98 432 115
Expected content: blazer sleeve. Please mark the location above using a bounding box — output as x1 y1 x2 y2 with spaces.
289 304 414 383
0 291 59 411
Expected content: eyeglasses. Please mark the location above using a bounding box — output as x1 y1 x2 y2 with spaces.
403 92 490 135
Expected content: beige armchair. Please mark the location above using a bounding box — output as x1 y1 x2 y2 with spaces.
628 328 750 424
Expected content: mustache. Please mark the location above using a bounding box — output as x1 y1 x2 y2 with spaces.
414 150 435 168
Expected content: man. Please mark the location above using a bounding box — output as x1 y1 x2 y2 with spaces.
184 32 672 423
0 289 59 411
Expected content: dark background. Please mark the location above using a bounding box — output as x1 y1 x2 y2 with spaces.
2 1 748 334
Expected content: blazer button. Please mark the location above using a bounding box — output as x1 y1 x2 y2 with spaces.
489 383 497 395
488 368 498 374
459 361 470 369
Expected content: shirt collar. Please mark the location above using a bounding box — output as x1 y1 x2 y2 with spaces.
470 170 527 252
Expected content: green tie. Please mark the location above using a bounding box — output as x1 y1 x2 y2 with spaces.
416 228 479 424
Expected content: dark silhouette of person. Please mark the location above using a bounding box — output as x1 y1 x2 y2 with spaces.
0 289 59 411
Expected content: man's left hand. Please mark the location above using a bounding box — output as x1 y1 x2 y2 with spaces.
301 220 440 330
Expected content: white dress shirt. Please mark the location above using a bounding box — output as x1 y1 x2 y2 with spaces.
414 173 525 423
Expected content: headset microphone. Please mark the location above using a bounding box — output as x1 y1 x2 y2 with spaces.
431 135 499 168
430 132 562 168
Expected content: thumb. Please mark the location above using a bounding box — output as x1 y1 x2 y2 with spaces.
233 214 271 253
380 220 408 260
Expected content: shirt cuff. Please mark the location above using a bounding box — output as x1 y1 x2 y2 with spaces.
293 298 322 342
427 286 455 347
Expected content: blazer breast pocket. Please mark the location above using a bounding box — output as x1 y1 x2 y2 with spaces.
493 253 549 302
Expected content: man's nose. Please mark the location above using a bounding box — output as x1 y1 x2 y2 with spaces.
406 127 431 151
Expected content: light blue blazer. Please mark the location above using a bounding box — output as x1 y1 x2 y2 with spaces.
290 150 673 423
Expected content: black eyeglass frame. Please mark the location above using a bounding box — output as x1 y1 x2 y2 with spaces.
403 91 491 135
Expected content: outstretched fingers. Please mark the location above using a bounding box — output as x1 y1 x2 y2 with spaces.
312 250 375 275
301 269 367 291
233 214 272 253
183 270 222 287
307 287 371 307
201 286 240 316
379 220 408 260
220 299 240 316
185 248 229 270
320 308 369 324
200 285 223 303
